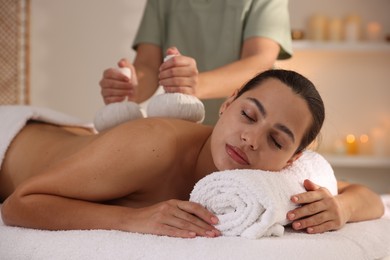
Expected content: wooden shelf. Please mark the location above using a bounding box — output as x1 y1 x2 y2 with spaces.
292 41 390 52
323 154 390 169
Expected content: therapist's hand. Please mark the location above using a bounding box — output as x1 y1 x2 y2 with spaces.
159 47 199 96
286 179 348 234
99 59 138 104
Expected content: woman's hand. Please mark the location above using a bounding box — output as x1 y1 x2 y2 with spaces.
158 47 199 96
99 59 138 104
286 179 349 234
131 199 220 238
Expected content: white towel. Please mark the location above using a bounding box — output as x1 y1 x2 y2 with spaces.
0 105 95 169
190 151 338 239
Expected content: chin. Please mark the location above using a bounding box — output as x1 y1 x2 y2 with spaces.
215 161 243 171
213 159 230 171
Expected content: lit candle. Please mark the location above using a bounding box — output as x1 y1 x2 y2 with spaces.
328 18 343 42
345 134 358 155
358 134 371 155
366 22 382 42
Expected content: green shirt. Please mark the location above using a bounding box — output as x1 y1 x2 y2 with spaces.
133 0 292 72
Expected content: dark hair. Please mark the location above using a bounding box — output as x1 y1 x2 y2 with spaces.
235 69 325 153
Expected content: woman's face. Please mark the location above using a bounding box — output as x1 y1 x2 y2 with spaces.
211 78 312 171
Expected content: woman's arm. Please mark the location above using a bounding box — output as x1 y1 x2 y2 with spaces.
336 181 384 222
1 191 218 238
286 179 384 234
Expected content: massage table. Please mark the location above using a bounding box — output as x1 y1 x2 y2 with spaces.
0 205 389 260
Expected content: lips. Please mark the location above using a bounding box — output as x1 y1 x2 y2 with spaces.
225 144 250 165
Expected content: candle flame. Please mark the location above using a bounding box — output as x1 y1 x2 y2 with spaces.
360 134 369 143
346 134 356 144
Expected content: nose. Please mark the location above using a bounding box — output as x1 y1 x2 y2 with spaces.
241 130 261 150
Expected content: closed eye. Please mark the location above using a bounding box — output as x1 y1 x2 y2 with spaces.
271 136 282 150
241 110 255 122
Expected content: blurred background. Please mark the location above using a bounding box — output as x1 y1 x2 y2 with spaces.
1 0 389 193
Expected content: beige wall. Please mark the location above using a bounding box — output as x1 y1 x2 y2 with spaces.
30 0 146 120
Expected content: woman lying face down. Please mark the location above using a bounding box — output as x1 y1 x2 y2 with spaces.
0 69 383 238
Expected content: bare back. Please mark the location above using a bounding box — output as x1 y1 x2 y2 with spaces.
0 118 214 206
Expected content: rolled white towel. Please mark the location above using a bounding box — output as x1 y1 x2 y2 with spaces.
190 151 337 239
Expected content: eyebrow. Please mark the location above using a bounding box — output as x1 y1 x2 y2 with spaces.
247 97 295 143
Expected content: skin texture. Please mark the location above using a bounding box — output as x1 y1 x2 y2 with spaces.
1 79 384 238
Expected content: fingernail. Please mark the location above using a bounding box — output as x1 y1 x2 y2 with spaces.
288 213 295 220
211 216 219 224
294 222 301 229
307 228 314 233
189 232 196 237
206 231 215 237
291 196 299 203
214 229 221 236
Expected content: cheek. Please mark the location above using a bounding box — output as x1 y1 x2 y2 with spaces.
210 124 235 171
210 130 222 166
252 152 291 171
210 145 226 171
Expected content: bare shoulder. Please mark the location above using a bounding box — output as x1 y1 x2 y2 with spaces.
100 118 212 161
105 117 212 142
93 118 213 182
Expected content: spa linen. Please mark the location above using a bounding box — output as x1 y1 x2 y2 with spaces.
0 105 94 170
190 151 338 239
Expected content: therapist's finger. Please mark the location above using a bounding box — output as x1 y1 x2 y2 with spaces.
117 59 138 87
165 46 180 56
